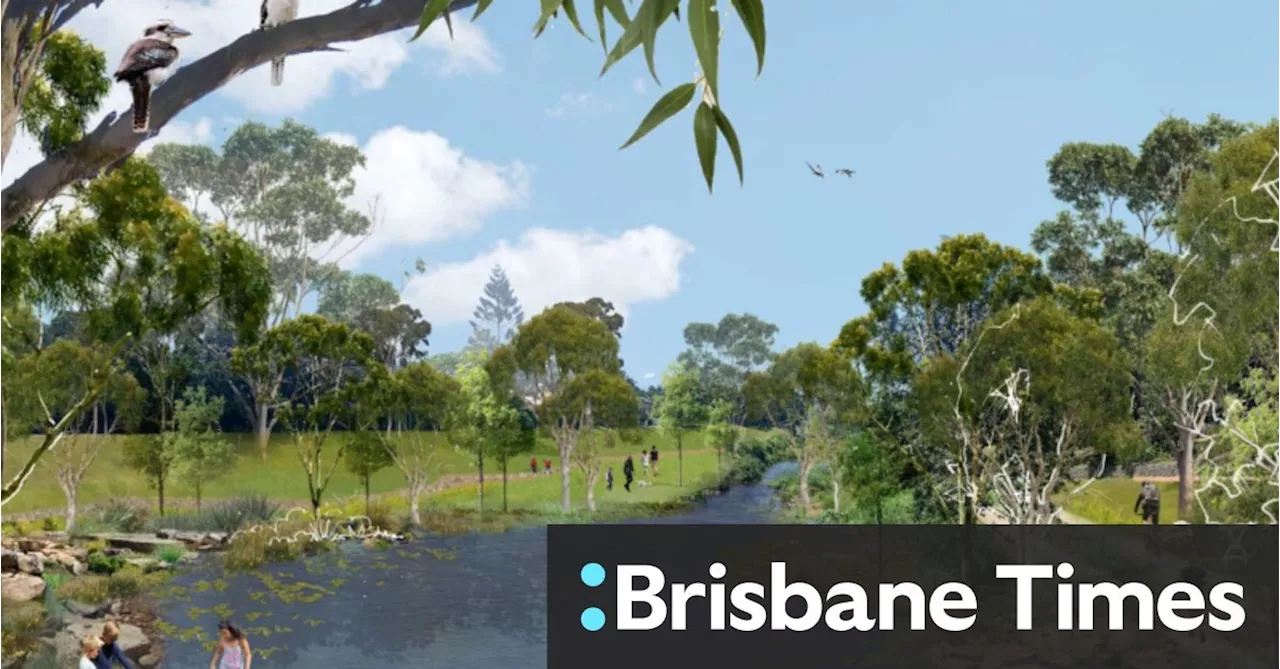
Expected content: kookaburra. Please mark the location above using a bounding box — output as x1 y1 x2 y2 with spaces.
114 20 191 134
261 0 300 86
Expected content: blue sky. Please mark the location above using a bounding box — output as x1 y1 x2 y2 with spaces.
7 1 1278 383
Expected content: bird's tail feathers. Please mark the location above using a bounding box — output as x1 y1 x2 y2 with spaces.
129 79 151 134
271 57 285 86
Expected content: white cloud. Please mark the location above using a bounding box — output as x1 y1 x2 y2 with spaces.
137 116 214 154
402 226 695 327
545 92 612 119
327 126 530 268
62 0 499 116
632 78 648 95
643 372 656 380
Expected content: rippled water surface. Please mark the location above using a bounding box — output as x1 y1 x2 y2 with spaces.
156 466 787 668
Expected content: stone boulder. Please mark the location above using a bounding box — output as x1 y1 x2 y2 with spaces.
86 533 184 555
54 617 150 666
16 538 51 553
43 549 87 575
16 552 44 575
0 547 20 572
0 573 46 602
63 599 113 618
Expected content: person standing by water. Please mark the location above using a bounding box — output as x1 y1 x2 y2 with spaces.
79 635 103 669
93 622 136 668
623 455 635 492
210 620 251 669
650 445 660 477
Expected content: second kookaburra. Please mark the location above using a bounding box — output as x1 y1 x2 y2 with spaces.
114 20 191 134
261 0 300 86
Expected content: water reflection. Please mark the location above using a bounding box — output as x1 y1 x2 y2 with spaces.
156 466 786 667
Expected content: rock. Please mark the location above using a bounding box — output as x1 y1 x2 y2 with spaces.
15 552 44 575
139 653 162 668
109 600 124 616
0 573 46 602
86 533 184 555
154 529 177 539
54 616 150 665
0 547 20 572
63 599 112 618
126 557 158 571
44 549 86 575
16 538 50 553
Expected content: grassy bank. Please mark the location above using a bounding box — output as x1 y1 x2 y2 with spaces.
2 430 743 515
1055 478 1204 524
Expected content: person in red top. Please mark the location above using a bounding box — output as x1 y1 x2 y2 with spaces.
544 459 553 475
530 457 538 474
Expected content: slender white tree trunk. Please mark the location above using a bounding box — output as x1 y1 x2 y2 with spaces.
408 479 424 526
585 468 599 512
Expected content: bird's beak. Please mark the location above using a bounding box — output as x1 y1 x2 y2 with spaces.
167 26 192 38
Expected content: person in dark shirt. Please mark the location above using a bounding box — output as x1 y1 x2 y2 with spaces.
93 622 136 669
606 467 614 491
622 456 635 492
1133 481 1160 524
649 446 659 477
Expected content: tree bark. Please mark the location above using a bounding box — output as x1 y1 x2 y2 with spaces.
364 474 371 515
832 476 840 513
585 467 599 512
0 386 6 486
559 443 572 513
476 452 485 514
255 403 271 459
797 458 813 508
677 432 684 487
1 0 482 226
62 484 77 534
408 480 423 526
157 473 166 517
195 480 201 513
1177 425 1196 521
501 459 508 513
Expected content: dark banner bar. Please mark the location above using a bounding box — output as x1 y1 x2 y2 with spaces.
548 525 1277 669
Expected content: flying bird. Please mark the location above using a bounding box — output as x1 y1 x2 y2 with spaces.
806 161 825 178
261 0 301 86
114 20 191 134
835 168 855 177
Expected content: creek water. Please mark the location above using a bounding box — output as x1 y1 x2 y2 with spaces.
154 464 791 668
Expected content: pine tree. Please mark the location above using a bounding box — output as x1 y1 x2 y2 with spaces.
468 265 525 352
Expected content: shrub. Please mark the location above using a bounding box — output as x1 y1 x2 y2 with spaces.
210 493 280 532
224 515 332 571
105 568 143 599
365 499 394 531
85 500 148 534
55 576 109 604
41 516 65 532
156 546 185 565
86 551 126 575
83 539 108 553
1 600 47 660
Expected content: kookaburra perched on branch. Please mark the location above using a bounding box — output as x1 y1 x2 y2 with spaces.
261 0 301 86
114 20 191 134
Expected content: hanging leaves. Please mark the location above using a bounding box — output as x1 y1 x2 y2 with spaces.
414 0 767 192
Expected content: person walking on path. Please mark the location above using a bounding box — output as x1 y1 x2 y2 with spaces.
606 467 614 491
623 455 635 492
210 620 251 669
650 445 660 477
1134 481 1160 524
640 450 650 478
93 622 136 669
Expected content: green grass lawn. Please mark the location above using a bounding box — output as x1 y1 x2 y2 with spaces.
429 449 729 511
1056 478 1202 524
1 429 735 515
